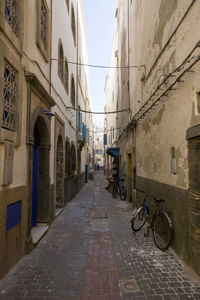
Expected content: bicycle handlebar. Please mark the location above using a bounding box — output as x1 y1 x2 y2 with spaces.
136 188 165 203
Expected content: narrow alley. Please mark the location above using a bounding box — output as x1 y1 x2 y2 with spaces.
0 172 199 300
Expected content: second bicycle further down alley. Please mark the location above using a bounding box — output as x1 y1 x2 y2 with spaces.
0 172 200 300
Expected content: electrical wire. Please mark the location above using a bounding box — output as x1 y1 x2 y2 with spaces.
88 127 121 134
67 107 131 114
51 58 145 70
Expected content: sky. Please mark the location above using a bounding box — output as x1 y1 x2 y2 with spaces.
83 0 116 128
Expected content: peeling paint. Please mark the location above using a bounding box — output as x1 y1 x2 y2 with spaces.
152 104 165 126
142 120 150 134
153 0 178 50
164 50 176 74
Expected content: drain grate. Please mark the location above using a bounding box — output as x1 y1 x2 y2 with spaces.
119 277 140 293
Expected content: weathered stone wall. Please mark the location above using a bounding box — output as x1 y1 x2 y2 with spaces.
107 0 200 274
131 0 200 273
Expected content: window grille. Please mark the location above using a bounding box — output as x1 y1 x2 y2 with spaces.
3 60 17 132
5 0 19 37
40 0 48 50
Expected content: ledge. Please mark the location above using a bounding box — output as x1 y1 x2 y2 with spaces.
31 224 49 245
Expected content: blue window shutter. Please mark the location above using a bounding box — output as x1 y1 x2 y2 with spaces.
6 201 22 232
83 125 87 142
85 126 87 142
82 123 84 136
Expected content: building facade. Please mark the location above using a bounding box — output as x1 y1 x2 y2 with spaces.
0 0 93 279
105 0 200 275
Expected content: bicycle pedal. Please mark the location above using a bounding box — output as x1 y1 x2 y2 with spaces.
144 232 149 238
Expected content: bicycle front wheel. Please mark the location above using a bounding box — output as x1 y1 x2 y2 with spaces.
131 207 147 231
153 212 173 251
120 186 127 201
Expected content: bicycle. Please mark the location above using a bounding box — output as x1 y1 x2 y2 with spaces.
112 178 127 201
130 189 173 251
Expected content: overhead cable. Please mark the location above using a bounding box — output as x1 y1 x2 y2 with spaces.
51 58 145 70
67 107 131 114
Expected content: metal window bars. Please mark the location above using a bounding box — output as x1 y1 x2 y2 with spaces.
40 0 48 50
5 0 19 38
3 61 17 132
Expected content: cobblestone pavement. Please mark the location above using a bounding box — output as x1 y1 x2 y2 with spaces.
0 172 200 300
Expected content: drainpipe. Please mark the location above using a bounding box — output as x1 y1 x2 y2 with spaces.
49 0 53 96
127 0 130 113
76 1 79 190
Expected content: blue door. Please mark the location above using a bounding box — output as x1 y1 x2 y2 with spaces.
32 145 38 227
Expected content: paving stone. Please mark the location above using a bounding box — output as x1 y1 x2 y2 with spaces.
0 172 199 300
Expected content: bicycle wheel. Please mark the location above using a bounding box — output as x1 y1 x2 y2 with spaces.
153 212 173 251
120 185 127 201
131 207 147 231
112 182 117 198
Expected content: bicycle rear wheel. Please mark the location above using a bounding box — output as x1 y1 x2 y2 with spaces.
131 207 147 231
112 182 117 198
120 186 127 201
153 212 173 251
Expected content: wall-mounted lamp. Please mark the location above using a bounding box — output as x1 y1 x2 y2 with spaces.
43 109 55 119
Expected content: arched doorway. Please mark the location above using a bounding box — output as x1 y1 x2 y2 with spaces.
56 135 64 208
32 116 50 227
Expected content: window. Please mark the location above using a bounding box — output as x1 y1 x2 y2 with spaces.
64 58 69 93
71 143 76 174
40 0 48 50
37 0 49 60
58 41 64 82
71 5 76 45
5 0 19 37
66 0 69 12
71 75 75 106
2 60 17 132
96 149 102 154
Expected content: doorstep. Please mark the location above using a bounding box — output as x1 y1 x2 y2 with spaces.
55 208 63 217
31 224 49 245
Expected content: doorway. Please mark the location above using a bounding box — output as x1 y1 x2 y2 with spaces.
32 117 50 227
56 135 64 209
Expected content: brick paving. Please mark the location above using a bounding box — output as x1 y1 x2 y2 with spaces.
0 172 200 300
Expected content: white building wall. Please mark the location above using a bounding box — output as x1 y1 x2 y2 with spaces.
50 0 77 182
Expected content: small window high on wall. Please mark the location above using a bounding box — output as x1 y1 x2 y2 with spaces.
58 41 64 82
64 58 69 93
71 5 76 45
71 75 75 107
